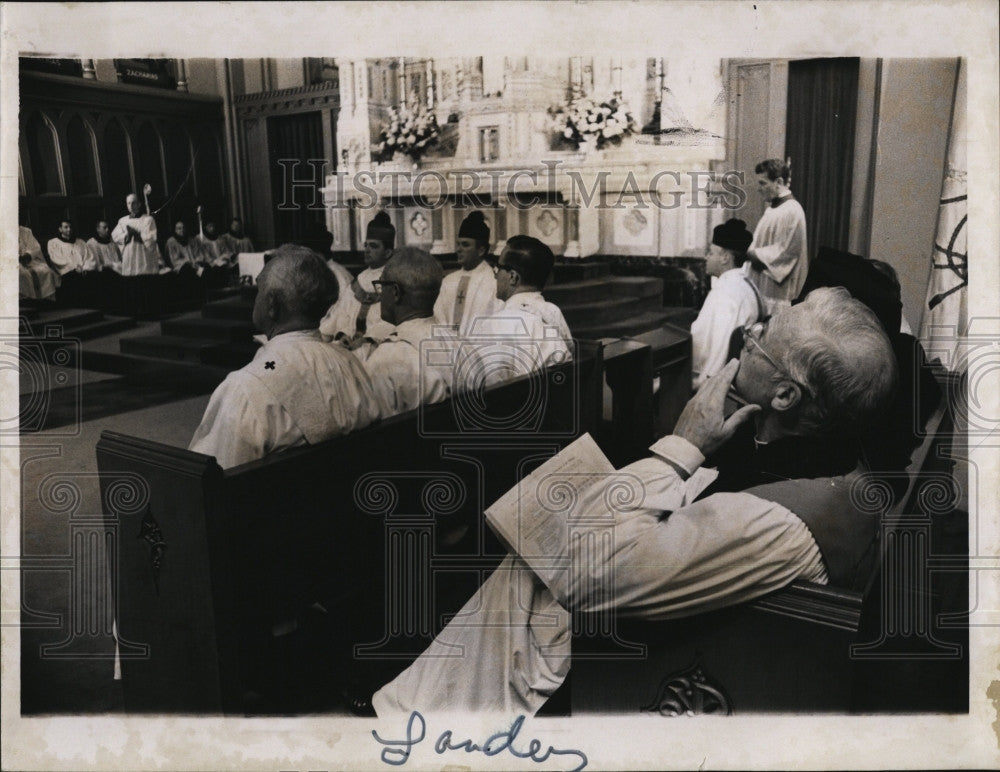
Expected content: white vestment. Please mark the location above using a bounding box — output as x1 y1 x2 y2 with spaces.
195 234 228 267
217 232 255 259
372 434 827 716
363 317 456 416
465 291 573 388
747 195 808 312
19 227 59 299
86 238 123 273
112 213 161 276
327 258 356 299
189 329 383 469
165 237 201 272
433 260 502 336
47 237 95 274
319 265 394 344
690 265 764 389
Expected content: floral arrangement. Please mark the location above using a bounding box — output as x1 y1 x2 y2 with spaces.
372 104 440 163
551 96 637 151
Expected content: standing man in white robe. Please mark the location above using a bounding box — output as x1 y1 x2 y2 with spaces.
86 220 123 274
433 210 501 336
465 235 573 389
189 244 383 469
372 288 897 716
320 210 396 349
746 158 808 314
363 247 454 416
690 218 763 389
112 193 161 276
18 225 59 301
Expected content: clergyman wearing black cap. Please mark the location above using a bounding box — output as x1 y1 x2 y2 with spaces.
689 218 765 389
432 210 502 336
319 210 397 349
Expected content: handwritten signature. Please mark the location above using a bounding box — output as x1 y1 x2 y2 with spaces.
372 710 588 771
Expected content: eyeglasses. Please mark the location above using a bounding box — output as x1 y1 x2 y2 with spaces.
741 320 812 397
371 279 401 295
492 263 518 278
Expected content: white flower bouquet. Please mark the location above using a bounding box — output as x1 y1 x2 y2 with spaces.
551 96 637 150
373 104 441 163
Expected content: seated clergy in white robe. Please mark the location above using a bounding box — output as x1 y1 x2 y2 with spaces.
86 221 123 274
18 225 59 300
373 289 897 715
691 218 763 389
433 210 502 336
112 193 161 275
47 220 97 275
164 221 201 273
363 247 455 415
464 235 572 389
320 210 397 348
217 217 255 259
189 244 383 469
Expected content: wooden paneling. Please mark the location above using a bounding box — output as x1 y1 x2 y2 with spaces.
19 71 225 245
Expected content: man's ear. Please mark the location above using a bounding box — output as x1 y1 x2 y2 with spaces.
770 380 802 412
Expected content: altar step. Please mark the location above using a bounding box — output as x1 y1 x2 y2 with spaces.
19 305 137 342
75 264 674 388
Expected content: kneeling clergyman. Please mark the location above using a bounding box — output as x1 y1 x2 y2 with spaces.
189 244 383 469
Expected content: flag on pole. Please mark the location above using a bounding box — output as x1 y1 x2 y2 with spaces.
919 60 967 367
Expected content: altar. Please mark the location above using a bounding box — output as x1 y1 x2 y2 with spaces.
321 57 735 262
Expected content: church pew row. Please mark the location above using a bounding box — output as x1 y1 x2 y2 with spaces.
570 370 963 714
96 328 958 714
98 339 617 712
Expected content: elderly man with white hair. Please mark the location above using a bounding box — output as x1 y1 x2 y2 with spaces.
189 244 383 469
112 192 161 275
372 286 898 716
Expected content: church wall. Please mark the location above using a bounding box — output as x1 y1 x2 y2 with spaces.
867 58 958 332
184 59 221 97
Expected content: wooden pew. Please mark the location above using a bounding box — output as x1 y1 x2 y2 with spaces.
97 338 662 713
570 369 960 715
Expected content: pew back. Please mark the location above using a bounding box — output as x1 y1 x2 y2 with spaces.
98 339 639 712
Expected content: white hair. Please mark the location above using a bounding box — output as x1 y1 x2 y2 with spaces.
779 287 898 435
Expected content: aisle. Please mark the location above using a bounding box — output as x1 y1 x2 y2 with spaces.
18 392 210 713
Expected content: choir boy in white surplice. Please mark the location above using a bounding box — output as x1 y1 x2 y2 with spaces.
19 225 59 300
165 221 201 274
363 247 455 416
47 220 96 275
690 218 763 389
373 289 898 716
217 217 255 260
320 210 396 350
465 235 572 389
112 193 161 275
189 245 383 469
433 211 502 336
746 158 808 314
86 220 123 274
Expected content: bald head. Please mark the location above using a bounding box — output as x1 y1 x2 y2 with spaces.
253 244 339 337
380 247 443 324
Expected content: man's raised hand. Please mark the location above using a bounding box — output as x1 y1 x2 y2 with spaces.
672 358 760 457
